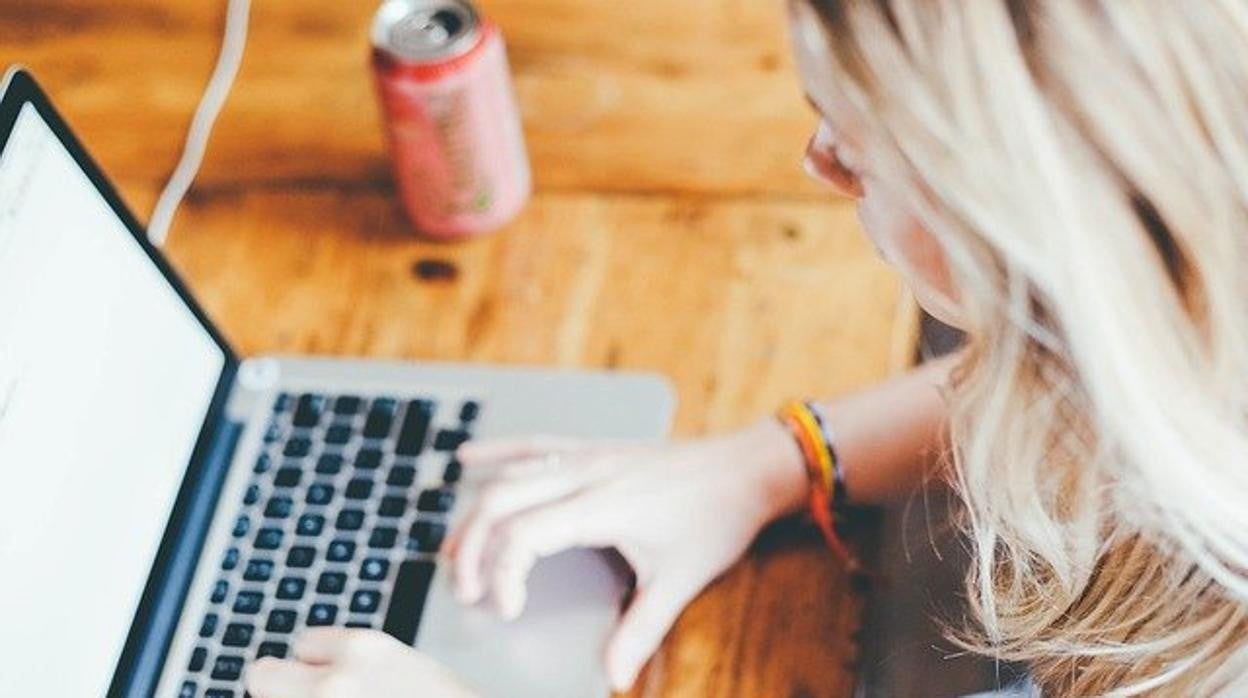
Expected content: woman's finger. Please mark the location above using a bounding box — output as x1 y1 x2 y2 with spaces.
244 657 328 698
604 574 705 692
292 626 354 664
456 436 582 467
445 465 588 603
485 495 611 620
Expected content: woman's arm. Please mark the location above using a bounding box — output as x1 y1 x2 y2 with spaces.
441 352 959 691
747 351 958 522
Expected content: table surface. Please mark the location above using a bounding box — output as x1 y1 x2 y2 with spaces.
2 1 916 695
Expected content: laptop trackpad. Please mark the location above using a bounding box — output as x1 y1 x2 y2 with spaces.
415 549 629 698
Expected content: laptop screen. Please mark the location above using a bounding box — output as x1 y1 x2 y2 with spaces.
0 102 227 695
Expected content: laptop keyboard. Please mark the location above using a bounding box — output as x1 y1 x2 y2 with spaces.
177 391 478 698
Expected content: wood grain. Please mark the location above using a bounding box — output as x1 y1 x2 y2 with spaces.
1 1 917 695
0 0 826 197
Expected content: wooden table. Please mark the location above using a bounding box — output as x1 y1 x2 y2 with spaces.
3 1 914 695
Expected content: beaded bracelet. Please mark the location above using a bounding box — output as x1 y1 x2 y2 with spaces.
777 400 856 564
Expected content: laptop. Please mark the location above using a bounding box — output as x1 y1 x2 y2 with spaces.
0 67 674 698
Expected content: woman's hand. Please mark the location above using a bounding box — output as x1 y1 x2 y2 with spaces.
245 628 476 698
443 420 806 692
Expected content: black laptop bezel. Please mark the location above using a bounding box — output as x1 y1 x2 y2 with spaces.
0 67 242 697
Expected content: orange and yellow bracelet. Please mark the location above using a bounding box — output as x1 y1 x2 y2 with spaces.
777 400 855 564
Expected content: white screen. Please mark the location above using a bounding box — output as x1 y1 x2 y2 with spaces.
0 104 227 696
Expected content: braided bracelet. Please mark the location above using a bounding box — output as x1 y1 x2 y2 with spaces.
777 401 855 563
806 401 851 533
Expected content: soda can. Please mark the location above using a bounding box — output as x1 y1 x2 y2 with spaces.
371 0 532 239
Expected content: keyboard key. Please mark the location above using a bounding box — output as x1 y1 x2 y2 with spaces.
354 447 383 470
221 547 240 571
459 400 480 423
211 655 244 681
443 459 462 484
222 622 254 648
264 496 294 519
231 515 250 538
387 465 416 487
297 513 325 536
188 646 208 672
254 453 273 474
316 453 344 475
257 640 289 659
350 589 381 614
363 402 397 439
244 559 275 582
287 546 316 568
199 613 219 638
273 392 293 413
276 577 307 600
264 423 284 444
266 609 297 633
360 557 389 582
325 424 353 445
369 527 398 549
283 437 312 458
273 467 302 488
416 489 454 513
334 396 362 416
205 689 234 698
317 571 347 595
293 394 326 428
409 520 446 553
179 680 197 698
233 591 264 615
395 400 433 456
327 540 356 563
243 484 261 506
210 579 229 604
336 508 365 531
378 496 406 518
306 483 335 506
308 603 337 626
254 528 284 550
382 560 435 644
345 478 373 500
433 429 470 452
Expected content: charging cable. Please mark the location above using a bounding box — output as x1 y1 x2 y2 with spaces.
147 0 251 246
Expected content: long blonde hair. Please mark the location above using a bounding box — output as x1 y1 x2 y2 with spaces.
796 1 1248 693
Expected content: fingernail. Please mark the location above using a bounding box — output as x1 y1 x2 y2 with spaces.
244 659 271 688
503 590 525 621
610 668 634 693
607 666 623 692
456 583 480 604
607 655 634 692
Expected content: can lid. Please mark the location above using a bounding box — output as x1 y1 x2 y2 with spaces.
372 0 481 64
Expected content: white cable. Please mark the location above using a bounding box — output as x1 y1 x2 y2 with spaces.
148 0 251 247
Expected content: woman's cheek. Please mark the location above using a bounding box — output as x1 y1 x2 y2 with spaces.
854 186 907 265
856 187 967 328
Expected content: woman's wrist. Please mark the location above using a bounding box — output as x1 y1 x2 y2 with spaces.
729 418 810 523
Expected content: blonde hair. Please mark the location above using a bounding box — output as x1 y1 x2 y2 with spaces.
796 1 1248 693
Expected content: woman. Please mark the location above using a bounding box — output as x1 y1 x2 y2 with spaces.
248 0 1248 695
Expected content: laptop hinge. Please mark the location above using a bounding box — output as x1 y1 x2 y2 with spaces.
112 416 244 698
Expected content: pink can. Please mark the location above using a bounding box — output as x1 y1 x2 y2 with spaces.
371 0 532 240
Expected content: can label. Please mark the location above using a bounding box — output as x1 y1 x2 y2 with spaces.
373 20 531 239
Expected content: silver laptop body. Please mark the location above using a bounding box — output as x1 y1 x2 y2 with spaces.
0 68 674 698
